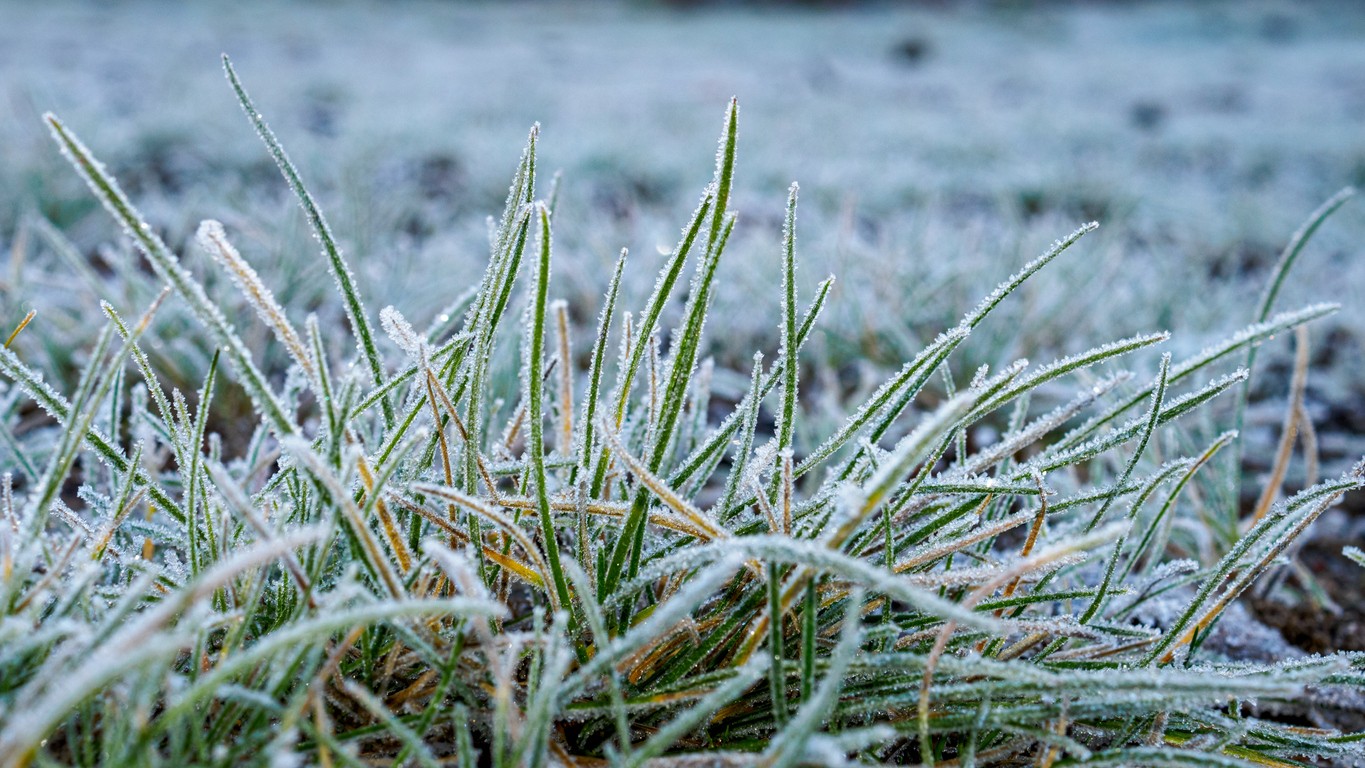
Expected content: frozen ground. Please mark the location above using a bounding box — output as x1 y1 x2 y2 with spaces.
1 0 1363 476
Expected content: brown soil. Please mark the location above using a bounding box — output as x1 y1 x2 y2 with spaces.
1246 536 1365 742
1250 537 1365 655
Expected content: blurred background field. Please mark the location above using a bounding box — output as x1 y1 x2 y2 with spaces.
2 0 1363 498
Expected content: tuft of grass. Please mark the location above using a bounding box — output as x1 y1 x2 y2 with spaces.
0 58 1362 767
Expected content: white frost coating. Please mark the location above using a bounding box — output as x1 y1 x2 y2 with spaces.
1175 303 1338 380
610 183 716 428
969 363 992 390
0 530 326 759
197 219 314 386
742 439 780 502
11 67 1359 764
564 553 744 699
957 222 1098 331
763 588 860 768
966 372 1131 476
1345 545 1365 568
266 727 302 768
973 332 1168 417
224 59 392 394
859 392 975 509
1035 369 1250 474
379 304 424 361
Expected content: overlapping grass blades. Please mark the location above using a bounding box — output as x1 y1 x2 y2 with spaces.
0 64 1360 767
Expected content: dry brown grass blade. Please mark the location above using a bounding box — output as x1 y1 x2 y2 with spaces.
1000 474 1049 604
4 309 36 349
357 453 413 573
91 487 146 562
601 423 728 542
410 484 560 611
893 500 1030 573
554 299 575 455
425 369 500 498
1248 325 1310 528
494 494 711 540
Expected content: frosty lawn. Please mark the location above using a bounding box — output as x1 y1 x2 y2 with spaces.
0 48 1362 765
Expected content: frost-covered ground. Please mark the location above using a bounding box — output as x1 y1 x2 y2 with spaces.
2 0 1364 471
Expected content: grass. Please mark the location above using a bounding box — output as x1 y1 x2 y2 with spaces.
0 54 1363 767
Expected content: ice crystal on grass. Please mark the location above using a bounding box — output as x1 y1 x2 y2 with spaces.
1345 545 1365 568
0 73 1359 768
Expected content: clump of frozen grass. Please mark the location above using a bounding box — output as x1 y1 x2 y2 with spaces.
0 56 1362 767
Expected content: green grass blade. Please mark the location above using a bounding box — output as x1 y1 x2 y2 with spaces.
667 274 833 490
596 189 715 596
1084 353 1170 534
1253 187 1354 331
707 97 739 252
649 211 734 474
527 203 573 613
221 56 392 426
620 659 766 768
575 248 628 483
1061 303 1336 449
0 345 183 524
764 592 862 768
767 561 789 726
776 182 800 457
716 353 765 521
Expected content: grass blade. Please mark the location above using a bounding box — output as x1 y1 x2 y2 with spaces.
222 56 391 426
